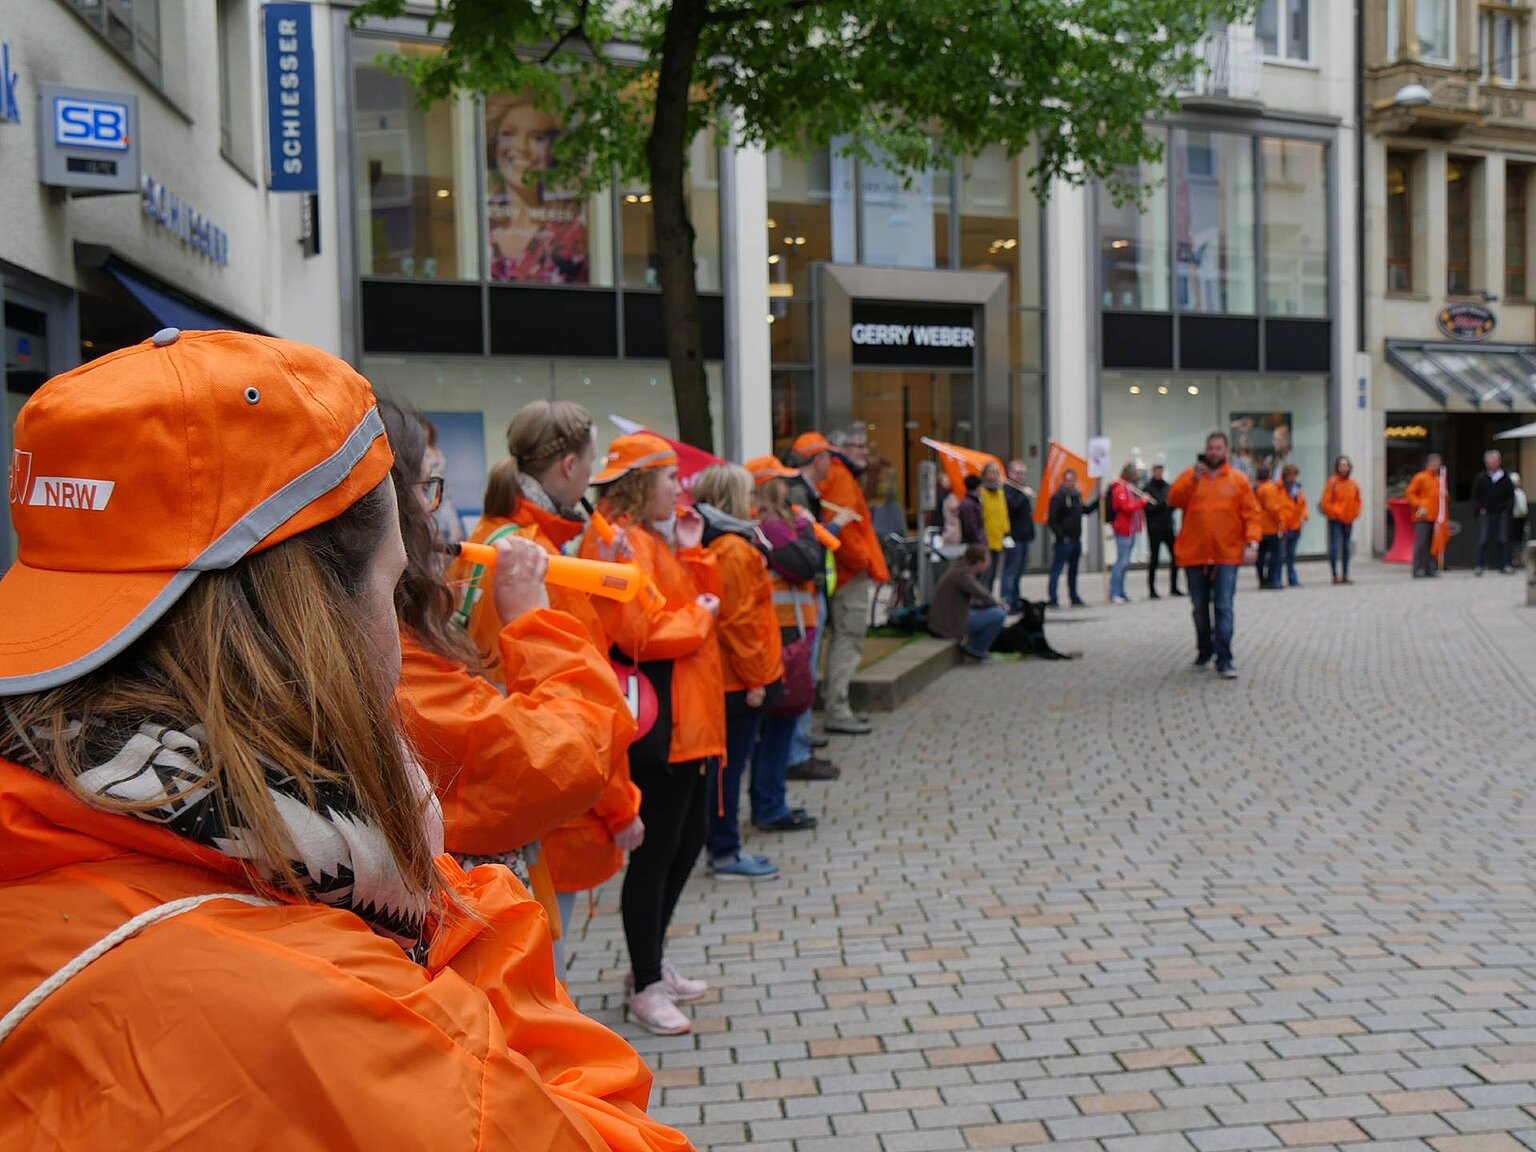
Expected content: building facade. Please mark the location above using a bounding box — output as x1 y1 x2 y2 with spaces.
1 0 345 567
1364 0 1536 562
1048 0 1362 561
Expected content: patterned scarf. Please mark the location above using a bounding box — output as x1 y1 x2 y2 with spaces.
4 718 438 960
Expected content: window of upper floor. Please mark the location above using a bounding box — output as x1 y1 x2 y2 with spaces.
65 0 161 87
1481 5 1523 85
1386 151 1415 295
1256 0 1310 62
1387 0 1456 64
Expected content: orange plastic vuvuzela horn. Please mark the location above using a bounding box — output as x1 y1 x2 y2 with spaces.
452 542 665 612
792 505 841 551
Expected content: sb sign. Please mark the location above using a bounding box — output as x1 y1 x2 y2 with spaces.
53 96 131 150
37 84 139 195
1437 303 1497 341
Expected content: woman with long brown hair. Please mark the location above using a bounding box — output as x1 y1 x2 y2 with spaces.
0 331 689 1149
581 433 724 1036
382 399 632 951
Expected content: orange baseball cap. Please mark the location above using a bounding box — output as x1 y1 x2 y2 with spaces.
0 328 394 695
745 455 797 485
592 432 678 486
791 431 833 460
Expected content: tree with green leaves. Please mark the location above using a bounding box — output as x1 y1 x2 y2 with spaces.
356 0 1251 451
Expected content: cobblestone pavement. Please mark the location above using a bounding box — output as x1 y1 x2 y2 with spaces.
566 559 1536 1152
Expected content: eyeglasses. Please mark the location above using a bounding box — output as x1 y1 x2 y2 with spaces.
419 475 445 512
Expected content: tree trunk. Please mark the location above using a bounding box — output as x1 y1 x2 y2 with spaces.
647 0 714 452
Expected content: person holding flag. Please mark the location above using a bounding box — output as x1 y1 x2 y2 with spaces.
1407 453 1443 578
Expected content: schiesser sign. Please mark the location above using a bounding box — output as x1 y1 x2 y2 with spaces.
1437 303 1497 341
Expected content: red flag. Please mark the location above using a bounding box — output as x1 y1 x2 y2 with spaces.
1432 465 1450 559
1034 441 1090 526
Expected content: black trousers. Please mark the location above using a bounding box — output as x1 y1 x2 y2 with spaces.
622 755 708 993
1147 530 1179 593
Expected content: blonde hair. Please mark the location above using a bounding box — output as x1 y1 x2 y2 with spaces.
506 401 594 481
692 464 754 520
599 466 662 524
482 458 522 519
1 484 445 910
756 476 792 523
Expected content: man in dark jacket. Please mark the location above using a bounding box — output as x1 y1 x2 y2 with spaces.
1472 448 1516 575
1001 459 1036 613
929 544 1007 662
1046 470 1097 608
958 474 986 545
1143 463 1181 598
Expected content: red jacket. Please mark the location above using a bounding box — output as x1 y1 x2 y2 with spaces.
1107 481 1148 537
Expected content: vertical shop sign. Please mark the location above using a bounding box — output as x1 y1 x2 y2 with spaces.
264 3 317 192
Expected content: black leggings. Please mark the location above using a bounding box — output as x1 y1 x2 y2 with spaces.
621 755 708 992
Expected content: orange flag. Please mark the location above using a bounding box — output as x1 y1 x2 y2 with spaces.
1034 441 1090 525
921 437 1005 498
1432 465 1450 559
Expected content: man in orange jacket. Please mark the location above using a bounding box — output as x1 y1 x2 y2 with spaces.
1406 453 1444 577
1169 431 1262 679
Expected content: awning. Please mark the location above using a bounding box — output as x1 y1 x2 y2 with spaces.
1386 340 1536 408
105 264 253 334
1495 420 1536 440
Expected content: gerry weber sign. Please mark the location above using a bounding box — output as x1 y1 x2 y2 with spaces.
850 302 978 368
1437 303 1497 341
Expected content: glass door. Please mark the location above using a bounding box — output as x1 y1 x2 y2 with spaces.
852 369 975 530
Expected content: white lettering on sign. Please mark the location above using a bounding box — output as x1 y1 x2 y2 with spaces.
140 175 230 266
852 323 975 349
27 476 116 510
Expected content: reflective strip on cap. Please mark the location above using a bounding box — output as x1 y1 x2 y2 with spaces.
0 408 388 696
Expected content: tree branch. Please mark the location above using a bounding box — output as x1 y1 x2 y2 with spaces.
538 0 594 62
704 0 821 26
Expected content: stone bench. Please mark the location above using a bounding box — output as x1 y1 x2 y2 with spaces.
848 636 959 713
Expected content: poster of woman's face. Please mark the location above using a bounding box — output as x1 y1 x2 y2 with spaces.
1230 412 1293 477
485 93 589 284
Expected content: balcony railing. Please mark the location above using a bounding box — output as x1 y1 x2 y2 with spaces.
1179 25 1262 103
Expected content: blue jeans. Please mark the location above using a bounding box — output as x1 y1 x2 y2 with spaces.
965 605 1007 657
708 705 765 860
1110 533 1134 600
1284 530 1301 585
1328 518 1352 579
553 889 577 976
1186 564 1239 670
751 711 798 825
788 594 827 765
1001 540 1031 610
1477 511 1510 571
1048 538 1082 603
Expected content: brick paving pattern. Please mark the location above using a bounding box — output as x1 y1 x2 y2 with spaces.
565 560 1536 1150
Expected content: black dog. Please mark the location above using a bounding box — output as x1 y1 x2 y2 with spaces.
990 600 1073 660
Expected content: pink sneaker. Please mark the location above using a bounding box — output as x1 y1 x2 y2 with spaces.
626 982 690 1035
662 961 708 1003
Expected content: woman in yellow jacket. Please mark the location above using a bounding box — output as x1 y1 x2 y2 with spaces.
0 331 689 1151
383 400 634 966
1319 455 1362 585
582 434 725 1036
692 464 784 881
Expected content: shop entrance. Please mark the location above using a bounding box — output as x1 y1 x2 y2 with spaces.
852 369 975 530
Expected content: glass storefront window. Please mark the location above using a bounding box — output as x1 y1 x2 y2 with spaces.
766 147 845 300
1447 155 1475 296
771 368 817 455
852 369 975 526
622 131 722 291
1262 138 1329 317
768 300 813 365
960 147 1021 304
1387 152 1414 294
1174 129 1256 314
1509 165 1529 299
1097 137 1170 310
859 146 944 269
354 38 479 281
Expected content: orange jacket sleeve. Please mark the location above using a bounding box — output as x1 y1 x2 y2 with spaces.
1319 478 1337 519
1239 477 1263 544
1168 467 1198 509
1407 472 1438 519
712 537 782 691
397 609 625 856
819 463 890 584
583 531 715 664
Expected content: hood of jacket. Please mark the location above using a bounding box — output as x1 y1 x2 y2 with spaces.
696 502 763 548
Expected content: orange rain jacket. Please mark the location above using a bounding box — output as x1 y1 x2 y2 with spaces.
0 758 693 1152
582 517 726 765
1279 485 1308 533
1169 463 1263 567
708 531 784 694
1407 468 1441 521
1255 480 1286 536
818 458 891 586
1320 475 1363 525
450 500 642 895
395 607 630 859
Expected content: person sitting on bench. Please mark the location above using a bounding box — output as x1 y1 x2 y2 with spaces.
929 544 1008 663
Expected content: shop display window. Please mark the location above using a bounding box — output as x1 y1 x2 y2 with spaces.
621 131 721 291
1097 136 1171 311
1262 139 1329 317
1173 130 1256 315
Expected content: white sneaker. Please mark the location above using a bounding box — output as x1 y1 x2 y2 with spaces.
1112 595 1131 605
626 982 690 1035
661 960 708 1002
